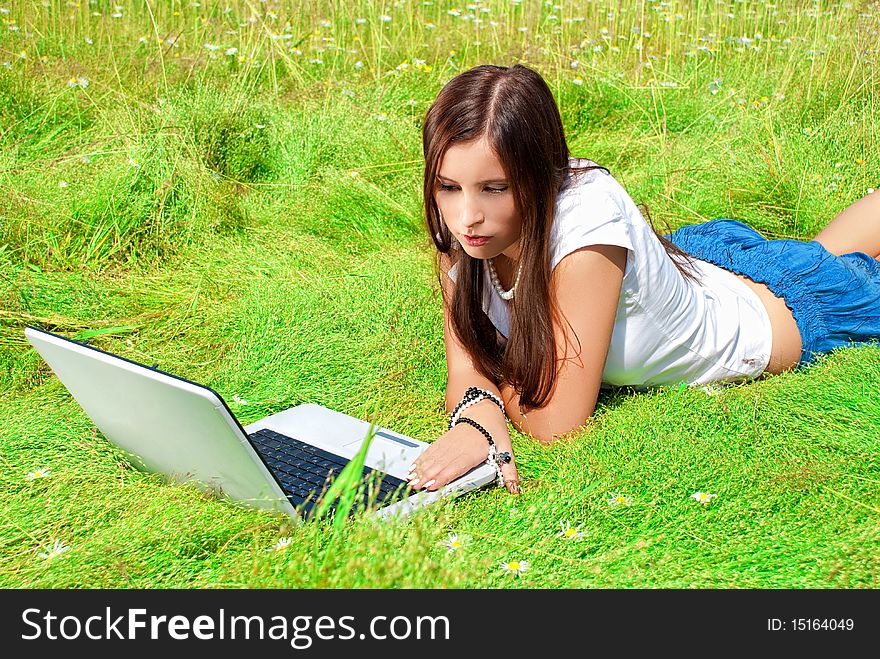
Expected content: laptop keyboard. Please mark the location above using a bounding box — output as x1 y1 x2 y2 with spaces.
248 428 412 519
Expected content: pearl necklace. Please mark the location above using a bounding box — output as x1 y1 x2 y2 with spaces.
486 258 522 301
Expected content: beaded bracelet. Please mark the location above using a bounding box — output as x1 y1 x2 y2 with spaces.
454 416 510 487
448 386 506 430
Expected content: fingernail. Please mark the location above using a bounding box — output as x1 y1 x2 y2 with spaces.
423 479 436 488
409 478 420 486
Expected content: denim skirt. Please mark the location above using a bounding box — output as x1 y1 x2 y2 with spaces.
666 219 880 368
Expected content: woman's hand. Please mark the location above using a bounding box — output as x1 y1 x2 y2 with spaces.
408 423 521 494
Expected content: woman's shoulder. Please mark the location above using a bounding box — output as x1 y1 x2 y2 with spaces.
557 159 631 223
562 157 623 197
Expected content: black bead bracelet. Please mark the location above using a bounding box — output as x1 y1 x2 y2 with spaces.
454 415 496 448
448 386 506 430
454 416 506 487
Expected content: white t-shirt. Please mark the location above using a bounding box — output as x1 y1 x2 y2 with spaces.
448 158 773 387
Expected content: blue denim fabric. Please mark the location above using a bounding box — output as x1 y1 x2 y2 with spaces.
666 219 880 368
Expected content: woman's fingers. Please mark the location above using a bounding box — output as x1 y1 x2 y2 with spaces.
409 433 484 491
409 455 465 491
499 460 521 495
409 445 521 494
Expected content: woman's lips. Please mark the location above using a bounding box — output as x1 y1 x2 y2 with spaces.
463 235 490 246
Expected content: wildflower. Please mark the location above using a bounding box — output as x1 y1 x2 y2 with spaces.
38 539 69 560
128 159 140 168
425 22 436 29
58 181 68 189
320 19 331 28
204 43 219 51
438 533 470 554
856 158 864 165
27 468 52 480
691 492 717 505
557 521 587 539
354 60 363 69
85 36 93 44
700 383 722 396
572 77 583 85
608 491 633 507
867 188 875 195
500 559 529 576
355 17 366 24
40 55 49 64
231 395 249 405
802 126 814 136
225 47 237 56
380 15 391 22
76 76 88 88
375 113 387 122
271 537 293 552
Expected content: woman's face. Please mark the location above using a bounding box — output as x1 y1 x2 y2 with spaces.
435 136 522 262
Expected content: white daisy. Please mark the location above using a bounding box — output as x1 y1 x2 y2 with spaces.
27 468 52 480
438 533 470 554
500 559 529 576
557 520 587 539
608 491 633 507
271 537 293 552
691 492 718 505
38 539 69 560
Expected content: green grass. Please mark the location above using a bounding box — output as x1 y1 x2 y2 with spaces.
1 0 878 588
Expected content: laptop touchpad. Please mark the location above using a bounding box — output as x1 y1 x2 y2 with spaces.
342 430 422 472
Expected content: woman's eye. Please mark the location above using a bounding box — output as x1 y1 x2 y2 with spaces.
438 184 507 193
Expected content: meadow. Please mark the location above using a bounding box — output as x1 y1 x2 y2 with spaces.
1 0 878 588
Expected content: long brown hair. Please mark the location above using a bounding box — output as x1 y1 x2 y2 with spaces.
422 64 698 410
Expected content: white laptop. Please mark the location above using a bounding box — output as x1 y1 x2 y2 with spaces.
24 326 496 522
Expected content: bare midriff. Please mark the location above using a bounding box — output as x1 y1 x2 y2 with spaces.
732 274 803 375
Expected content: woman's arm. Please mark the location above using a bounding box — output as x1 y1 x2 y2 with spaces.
501 244 626 444
409 252 521 493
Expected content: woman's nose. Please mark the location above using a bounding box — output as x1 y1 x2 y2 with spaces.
460 198 484 228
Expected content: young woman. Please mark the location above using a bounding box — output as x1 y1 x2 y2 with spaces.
407 63 880 495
